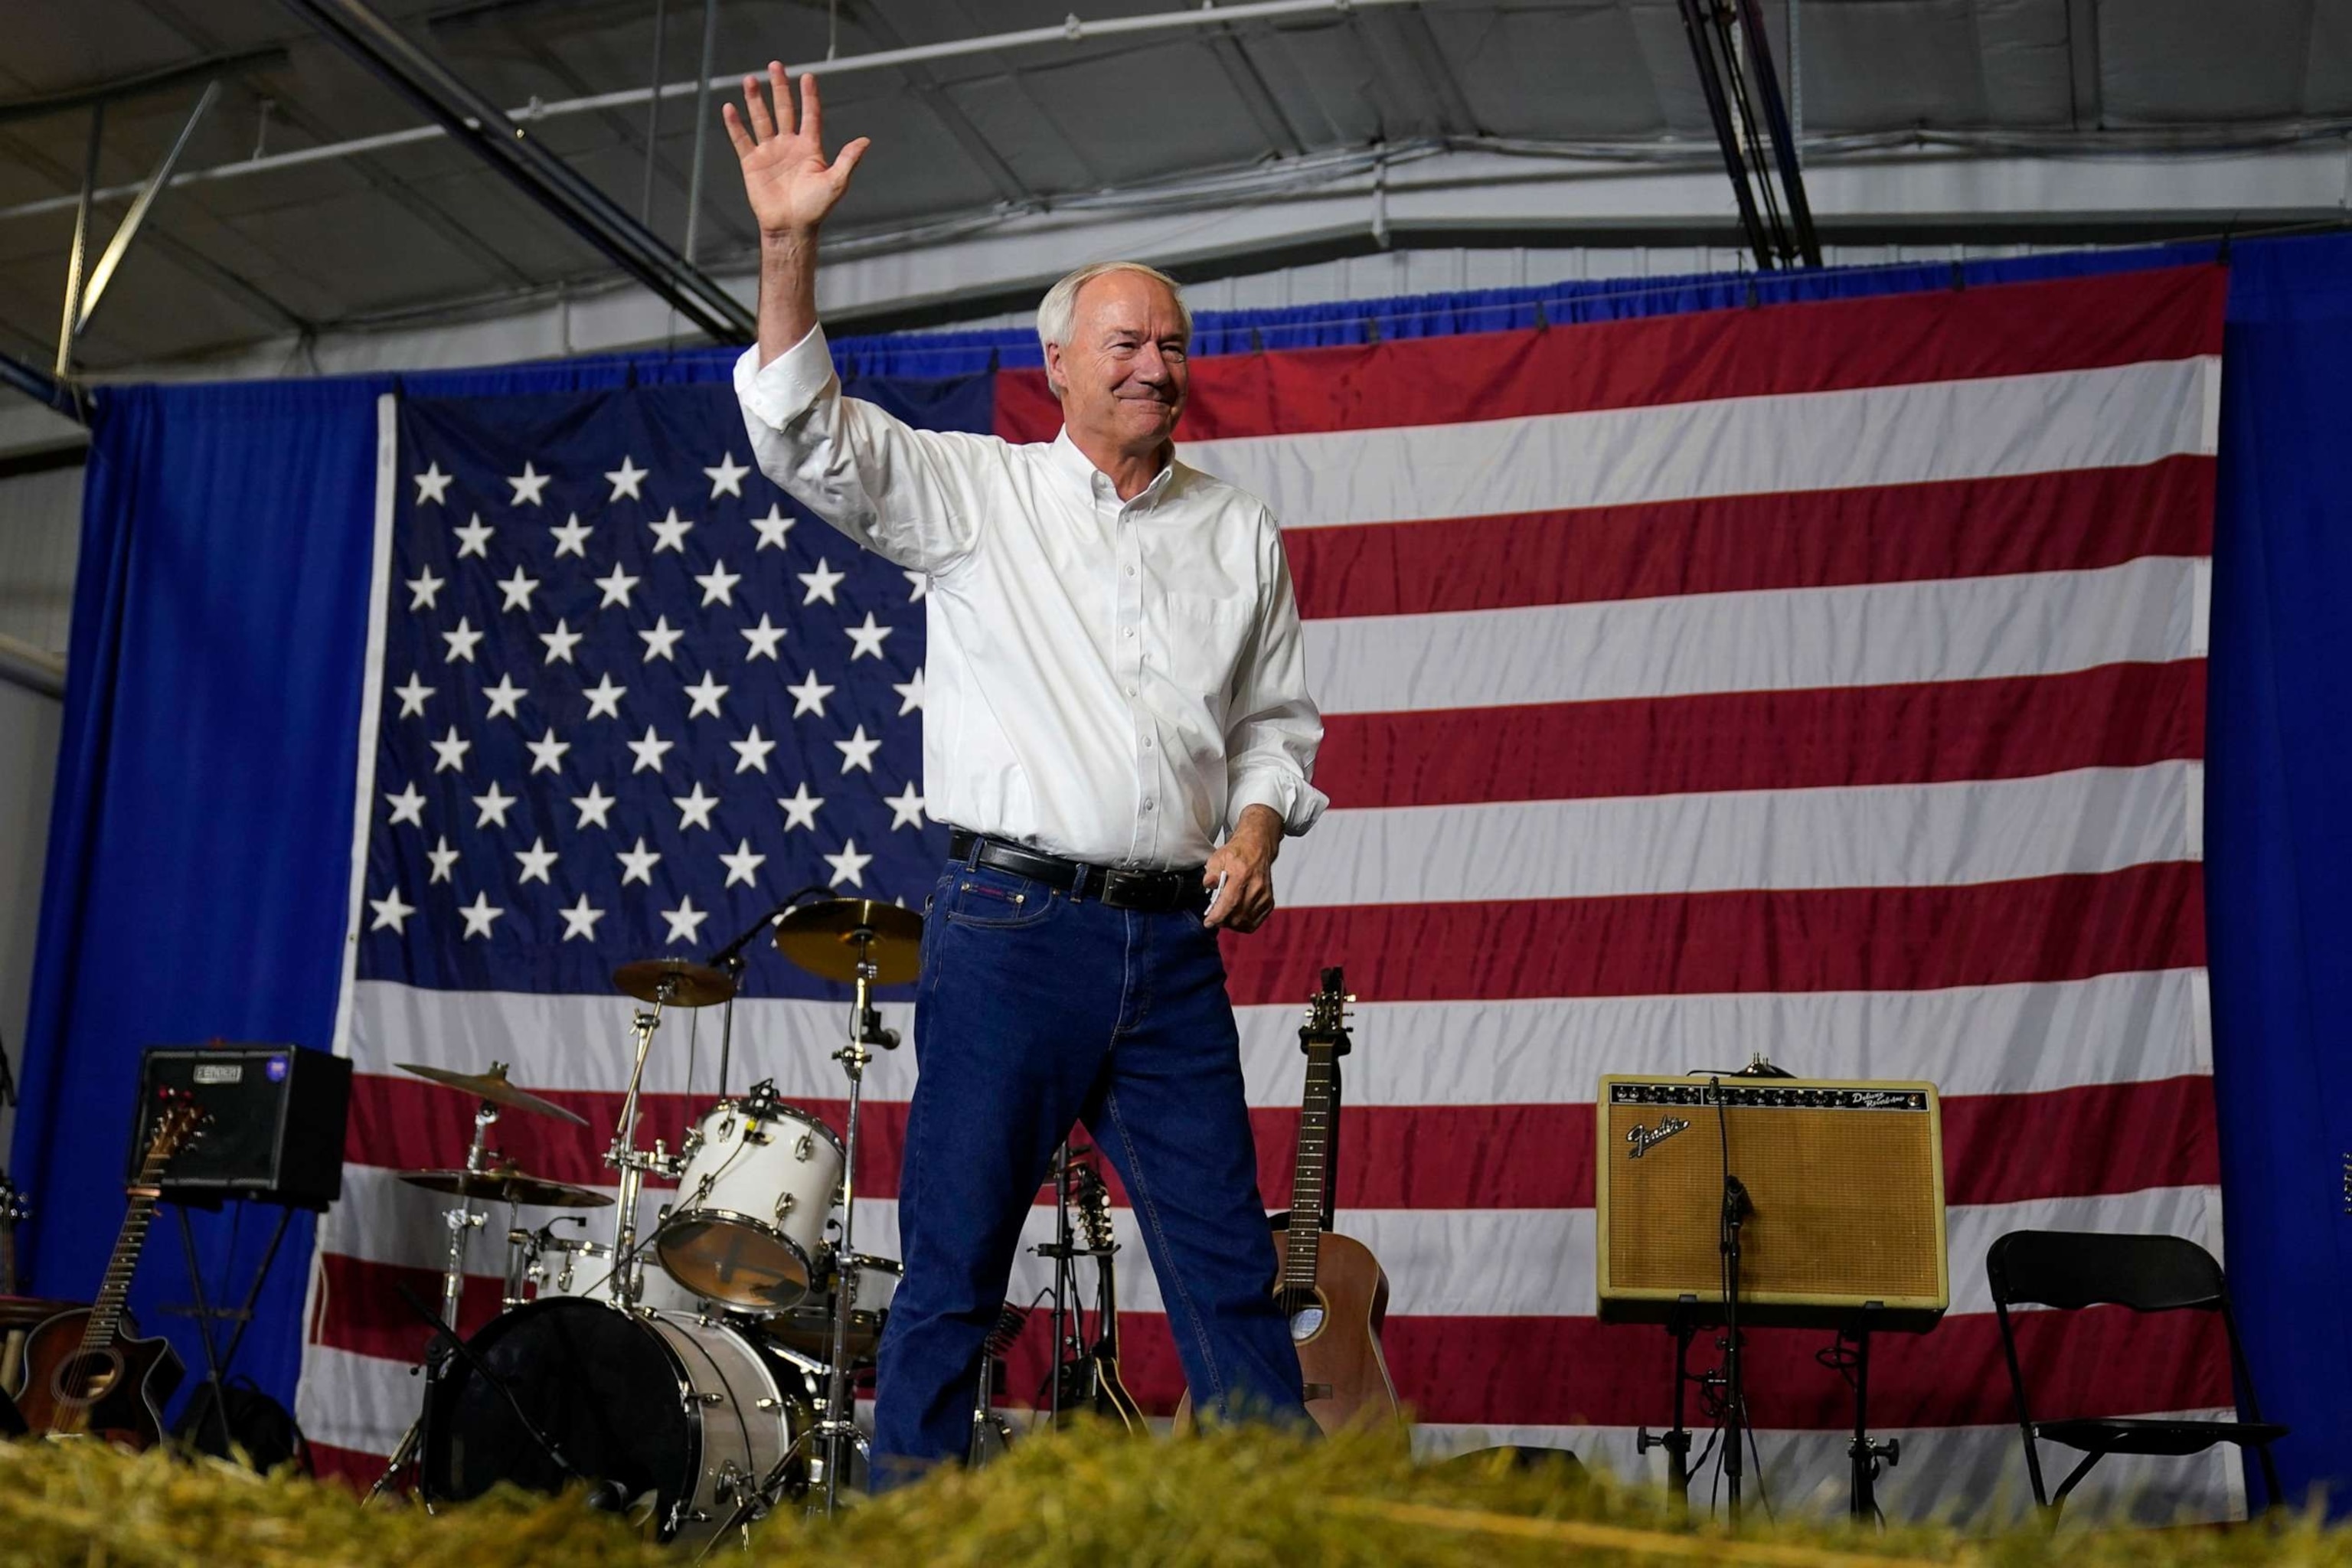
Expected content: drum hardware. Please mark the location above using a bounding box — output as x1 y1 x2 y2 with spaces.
969 1302 1029 1467
604 959 730 1314
700 888 829 1102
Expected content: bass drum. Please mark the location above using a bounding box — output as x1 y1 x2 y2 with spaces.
421 1297 811 1548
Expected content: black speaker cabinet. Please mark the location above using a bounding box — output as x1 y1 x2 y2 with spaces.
128 1044 351 1210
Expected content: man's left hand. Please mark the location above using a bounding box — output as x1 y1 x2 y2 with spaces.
1202 805 1285 933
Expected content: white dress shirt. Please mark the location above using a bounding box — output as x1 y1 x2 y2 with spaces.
735 325 1328 869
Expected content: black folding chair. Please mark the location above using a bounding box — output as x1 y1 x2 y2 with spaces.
1986 1230 2286 1519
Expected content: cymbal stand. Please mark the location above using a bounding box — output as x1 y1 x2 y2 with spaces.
810 922 898 1513
606 982 675 1313
371 1088 498 1503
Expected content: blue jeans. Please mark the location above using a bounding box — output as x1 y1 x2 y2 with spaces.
871 856 1307 1476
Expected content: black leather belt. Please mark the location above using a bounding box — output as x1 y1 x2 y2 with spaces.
947 828 1209 914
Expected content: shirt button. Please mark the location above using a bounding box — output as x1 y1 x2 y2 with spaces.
1128 687 1138 697
1125 566 1135 577
1124 627 1135 639
1142 799 1155 812
1142 736 1154 749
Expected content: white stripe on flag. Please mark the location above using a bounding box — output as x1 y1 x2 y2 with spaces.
1305 557 2203 714
1287 764 2200 907
343 967 2210 1110
321 1166 2219 1322
1182 358 2218 531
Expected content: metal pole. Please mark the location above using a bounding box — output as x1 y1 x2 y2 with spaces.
639 0 668 227
681 0 720 266
54 105 101 378
77 81 222 337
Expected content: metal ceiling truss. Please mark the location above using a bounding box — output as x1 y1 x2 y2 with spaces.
1675 0 1821 269
279 0 758 343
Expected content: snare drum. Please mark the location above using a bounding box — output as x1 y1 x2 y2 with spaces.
511 1231 699 1315
422 1296 812 1548
658 1097 844 1310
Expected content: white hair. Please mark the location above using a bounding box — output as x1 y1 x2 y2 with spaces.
1035 261 1191 388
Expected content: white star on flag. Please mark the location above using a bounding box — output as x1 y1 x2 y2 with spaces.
719 838 767 887
695 560 742 606
407 569 445 610
893 668 925 715
507 462 551 506
596 564 640 608
904 570 928 602
778 782 824 831
640 617 684 662
442 618 484 663
430 726 472 773
583 674 627 719
498 566 540 612
884 781 926 830
786 670 834 718
648 508 694 553
384 783 426 826
683 671 730 718
540 619 583 664
368 887 416 933
798 558 844 605
526 728 570 774
572 782 616 828
550 514 593 557
730 726 776 773
514 838 558 884
459 891 504 939
426 836 460 883
750 505 794 550
413 462 454 505
835 724 880 774
845 611 893 660
824 838 872 887
472 782 517 828
662 896 710 945
673 782 720 831
482 674 527 720
616 837 662 885
628 726 674 773
741 616 786 661
704 452 750 497
453 514 494 558
604 456 648 500
560 893 606 941
394 673 434 717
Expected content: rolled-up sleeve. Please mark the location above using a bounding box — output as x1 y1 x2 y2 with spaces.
1224 511 1329 838
734 324 985 576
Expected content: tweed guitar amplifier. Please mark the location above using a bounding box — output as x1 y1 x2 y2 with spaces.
1596 1076 1949 1332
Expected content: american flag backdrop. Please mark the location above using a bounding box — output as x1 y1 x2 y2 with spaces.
298 263 2234 1523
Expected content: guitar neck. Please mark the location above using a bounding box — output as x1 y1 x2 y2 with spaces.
83 1158 170 1351
1282 1042 1340 1290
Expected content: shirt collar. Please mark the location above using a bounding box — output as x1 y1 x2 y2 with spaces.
1050 426 1179 508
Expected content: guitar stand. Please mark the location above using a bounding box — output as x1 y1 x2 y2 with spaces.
166 1200 295 1457
1636 1295 1703 1506
1842 1305 1899 1524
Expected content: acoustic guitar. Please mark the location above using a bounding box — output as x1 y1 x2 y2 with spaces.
1053 1158 1145 1432
1180 967 1403 1434
17 1093 202 1447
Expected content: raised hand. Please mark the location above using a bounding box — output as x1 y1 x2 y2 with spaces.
724 65 870 240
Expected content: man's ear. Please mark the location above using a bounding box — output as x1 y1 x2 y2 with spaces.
1043 341 1065 400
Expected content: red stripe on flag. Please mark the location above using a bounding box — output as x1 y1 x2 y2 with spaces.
1226 864 2204 1007
1318 663 2205 809
1286 459 2212 621
315 1256 2225 1433
309 1441 391 1493
993 265 2226 443
346 1072 2212 1212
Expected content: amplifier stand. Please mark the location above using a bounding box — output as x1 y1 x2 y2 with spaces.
1843 1305 1900 1524
168 1202 296 1454
1636 1295 1702 1504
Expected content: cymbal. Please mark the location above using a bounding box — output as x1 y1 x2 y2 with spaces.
773 897 925 985
398 1164 614 1209
395 1061 588 1127
612 957 737 1008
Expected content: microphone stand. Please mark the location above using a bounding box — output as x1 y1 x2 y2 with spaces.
704 887 831 1099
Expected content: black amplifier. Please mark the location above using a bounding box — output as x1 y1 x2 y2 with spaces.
127 1044 351 1210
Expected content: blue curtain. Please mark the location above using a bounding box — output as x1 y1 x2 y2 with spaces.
21 242 2351 1510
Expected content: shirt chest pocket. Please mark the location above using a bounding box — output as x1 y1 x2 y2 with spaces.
1155 589 1256 710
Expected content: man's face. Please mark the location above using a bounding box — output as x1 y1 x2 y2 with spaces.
1047 271 1189 459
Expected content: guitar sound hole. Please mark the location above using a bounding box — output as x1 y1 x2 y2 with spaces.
1278 1289 1325 1343
54 1349 123 1403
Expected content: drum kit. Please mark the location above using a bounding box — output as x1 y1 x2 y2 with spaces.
372 895 924 1550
